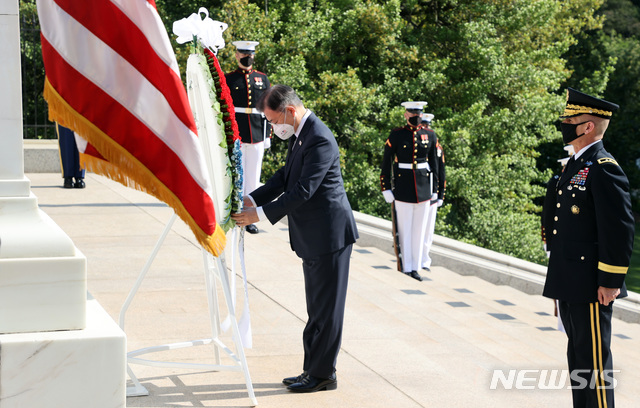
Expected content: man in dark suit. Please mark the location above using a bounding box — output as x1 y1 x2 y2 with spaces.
543 88 635 408
231 85 358 393
225 41 271 234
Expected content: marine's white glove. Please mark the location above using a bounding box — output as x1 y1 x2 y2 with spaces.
264 137 271 149
437 199 443 207
383 190 395 203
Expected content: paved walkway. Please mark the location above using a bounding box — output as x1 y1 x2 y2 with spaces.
28 173 640 408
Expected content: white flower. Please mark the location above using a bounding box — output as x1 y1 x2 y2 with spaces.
173 8 228 53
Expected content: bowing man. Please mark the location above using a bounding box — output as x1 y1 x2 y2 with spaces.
231 85 358 393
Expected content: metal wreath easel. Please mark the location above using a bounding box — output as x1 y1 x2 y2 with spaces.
118 212 257 406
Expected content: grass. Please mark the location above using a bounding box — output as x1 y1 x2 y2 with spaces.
626 225 640 294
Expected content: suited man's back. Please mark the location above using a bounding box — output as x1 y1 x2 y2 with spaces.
252 112 358 259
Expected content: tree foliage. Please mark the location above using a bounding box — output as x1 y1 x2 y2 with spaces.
154 0 617 264
21 0 638 264
562 0 640 214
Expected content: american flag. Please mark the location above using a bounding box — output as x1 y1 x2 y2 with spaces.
37 0 225 255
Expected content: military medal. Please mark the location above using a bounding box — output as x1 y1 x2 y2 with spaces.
571 205 580 215
569 168 589 186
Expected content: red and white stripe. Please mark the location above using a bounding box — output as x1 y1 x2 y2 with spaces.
37 0 221 250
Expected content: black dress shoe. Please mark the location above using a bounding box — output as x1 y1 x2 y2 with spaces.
282 372 307 386
407 271 423 281
287 373 337 393
245 224 259 234
63 177 73 189
74 179 86 189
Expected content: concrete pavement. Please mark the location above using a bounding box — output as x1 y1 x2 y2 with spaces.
28 172 640 408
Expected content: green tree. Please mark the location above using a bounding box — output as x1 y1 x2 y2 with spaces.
157 0 607 264
21 0 618 264
562 0 640 213
20 0 54 139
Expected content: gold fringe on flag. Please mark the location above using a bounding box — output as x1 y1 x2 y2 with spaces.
43 78 226 256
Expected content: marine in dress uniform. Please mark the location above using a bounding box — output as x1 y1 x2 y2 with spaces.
542 88 635 408
56 123 85 189
225 40 271 234
420 113 446 272
380 102 438 281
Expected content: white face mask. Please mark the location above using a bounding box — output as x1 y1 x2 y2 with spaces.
272 109 295 140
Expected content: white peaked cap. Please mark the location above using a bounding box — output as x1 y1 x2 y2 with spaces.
401 101 428 111
232 41 260 52
421 113 434 122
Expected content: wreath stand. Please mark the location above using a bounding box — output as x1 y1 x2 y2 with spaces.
118 212 257 406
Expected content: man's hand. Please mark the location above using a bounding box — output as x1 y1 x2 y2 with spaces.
598 286 621 306
243 195 255 208
231 207 259 228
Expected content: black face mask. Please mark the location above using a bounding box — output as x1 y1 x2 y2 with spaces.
408 116 421 127
560 121 589 144
239 55 254 67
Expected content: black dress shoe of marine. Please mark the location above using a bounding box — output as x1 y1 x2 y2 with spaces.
74 178 86 189
282 372 307 386
63 177 73 189
287 373 337 393
245 224 259 234
407 271 423 281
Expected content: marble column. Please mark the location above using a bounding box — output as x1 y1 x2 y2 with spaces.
0 2 125 407
0 0 86 334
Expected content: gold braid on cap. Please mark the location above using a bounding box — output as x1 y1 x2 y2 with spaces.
563 104 613 117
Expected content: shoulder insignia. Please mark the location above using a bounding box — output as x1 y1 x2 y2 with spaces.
597 158 619 166
385 139 392 147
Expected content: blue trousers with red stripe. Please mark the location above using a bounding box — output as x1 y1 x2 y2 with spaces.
559 300 615 408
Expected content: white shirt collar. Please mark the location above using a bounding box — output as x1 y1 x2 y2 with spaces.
294 109 312 138
573 140 600 160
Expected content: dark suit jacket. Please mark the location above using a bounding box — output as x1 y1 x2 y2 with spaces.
250 112 358 259
543 141 635 303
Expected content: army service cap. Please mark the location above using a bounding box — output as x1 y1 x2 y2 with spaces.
560 88 619 119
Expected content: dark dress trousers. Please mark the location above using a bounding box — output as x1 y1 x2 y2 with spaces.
56 123 85 179
380 125 439 203
250 112 359 378
543 140 634 408
225 68 271 143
